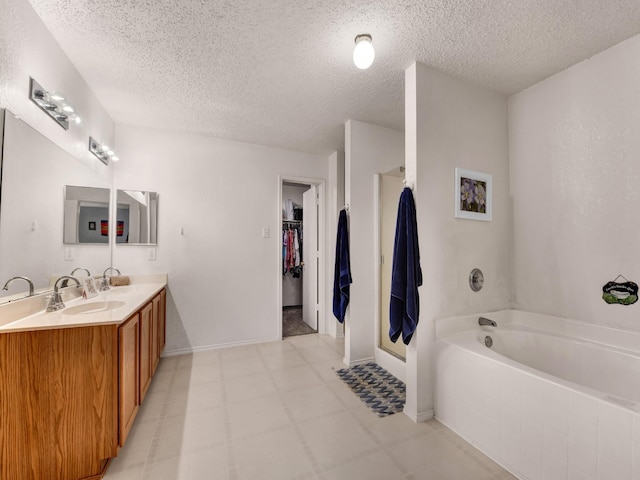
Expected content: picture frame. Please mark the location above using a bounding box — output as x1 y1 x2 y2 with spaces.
88 221 96 231
454 168 492 221
81 276 99 299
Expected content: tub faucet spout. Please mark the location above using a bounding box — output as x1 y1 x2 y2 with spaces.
479 317 497 327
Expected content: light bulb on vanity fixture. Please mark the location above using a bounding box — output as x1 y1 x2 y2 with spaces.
353 34 375 69
89 137 120 165
29 77 82 129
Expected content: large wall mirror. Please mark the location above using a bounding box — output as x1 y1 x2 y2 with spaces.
116 190 158 245
0 110 111 302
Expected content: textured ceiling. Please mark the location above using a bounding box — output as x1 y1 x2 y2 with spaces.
27 0 640 155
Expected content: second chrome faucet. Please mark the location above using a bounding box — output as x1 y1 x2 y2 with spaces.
46 276 81 312
100 267 121 291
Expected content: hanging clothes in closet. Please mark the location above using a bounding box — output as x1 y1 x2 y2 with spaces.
283 221 303 278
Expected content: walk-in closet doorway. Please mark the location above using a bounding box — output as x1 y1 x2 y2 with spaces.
277 176 325 339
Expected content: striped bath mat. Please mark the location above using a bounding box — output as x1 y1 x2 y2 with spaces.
336 363 405 417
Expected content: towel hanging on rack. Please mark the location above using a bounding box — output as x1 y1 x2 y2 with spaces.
389 187 422 345
333 209 352 323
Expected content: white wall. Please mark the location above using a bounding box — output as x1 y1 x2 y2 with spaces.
0 0 114 179
344 120 404 365
325 151 345 338
405 62 511 421
113 125 327 353
509 34 640 331
282 184 308 307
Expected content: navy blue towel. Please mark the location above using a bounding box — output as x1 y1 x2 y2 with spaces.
333 209 352 323
390 188 422 345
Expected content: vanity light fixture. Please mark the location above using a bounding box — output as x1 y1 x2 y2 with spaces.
353 34 375 70
89 136 119 165
29 77 81 130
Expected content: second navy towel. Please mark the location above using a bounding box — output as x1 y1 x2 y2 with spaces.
389 187 422 345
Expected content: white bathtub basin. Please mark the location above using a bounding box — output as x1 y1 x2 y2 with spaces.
435 309 640 480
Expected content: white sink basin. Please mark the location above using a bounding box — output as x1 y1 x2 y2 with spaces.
63 301 126 316
107 285 139 294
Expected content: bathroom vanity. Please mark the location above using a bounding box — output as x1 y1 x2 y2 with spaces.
0 276 167 480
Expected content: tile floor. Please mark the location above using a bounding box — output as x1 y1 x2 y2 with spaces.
105 334 517 480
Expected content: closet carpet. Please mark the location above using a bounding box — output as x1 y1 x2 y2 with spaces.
283 307 317 337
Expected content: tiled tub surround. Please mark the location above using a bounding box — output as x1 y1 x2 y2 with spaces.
435 310 640 480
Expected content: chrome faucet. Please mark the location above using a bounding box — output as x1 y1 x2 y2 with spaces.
478 317 497 327
2 276 35 297
100 267 121 291
70 267 91 277
46 276 81 312
59 268 91 288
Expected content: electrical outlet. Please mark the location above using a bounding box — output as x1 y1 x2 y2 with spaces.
147 248 156 261
64 247 74 261
262 227 270 238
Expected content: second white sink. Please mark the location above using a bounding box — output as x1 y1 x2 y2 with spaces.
63 301 126 316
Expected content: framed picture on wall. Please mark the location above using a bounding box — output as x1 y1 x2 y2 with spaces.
454 168 492 221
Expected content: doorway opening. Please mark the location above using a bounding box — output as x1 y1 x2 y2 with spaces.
278 177 325 339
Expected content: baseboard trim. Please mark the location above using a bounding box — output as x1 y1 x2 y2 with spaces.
343 356 375 368
162 336 280 357
403 407 434 423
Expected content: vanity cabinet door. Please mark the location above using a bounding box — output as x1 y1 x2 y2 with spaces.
0 325 118 480
159 288 166 353
139 302 153 403
119 313 139 447
151 294 160 376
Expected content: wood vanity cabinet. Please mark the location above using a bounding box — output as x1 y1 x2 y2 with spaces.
0 325 118 480
151 294 160 375
118 312 140 447
0 287 167 479
139 301 153 403
121 289 166 445
159 288 166 352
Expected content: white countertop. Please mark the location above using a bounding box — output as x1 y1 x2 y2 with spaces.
0 279 167 333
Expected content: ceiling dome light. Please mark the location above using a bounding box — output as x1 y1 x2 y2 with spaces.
353 34 374 69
